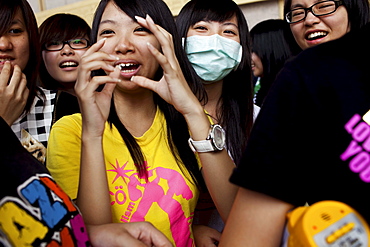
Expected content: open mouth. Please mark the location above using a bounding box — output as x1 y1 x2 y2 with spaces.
306 31 328 41
0 58 13 62
59 61 78 68
117 63 140 73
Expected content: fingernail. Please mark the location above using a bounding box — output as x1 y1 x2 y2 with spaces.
109 54 119 60
146 14 154 24
98 38 107 43
135 16 145 22
130 76 135 81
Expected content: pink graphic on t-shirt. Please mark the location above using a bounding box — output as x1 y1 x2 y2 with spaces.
108 161 194 247
342 113 370 182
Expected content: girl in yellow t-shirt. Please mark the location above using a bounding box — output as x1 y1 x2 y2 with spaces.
47 0 237 246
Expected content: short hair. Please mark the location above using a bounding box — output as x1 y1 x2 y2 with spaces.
0 0 40 114
39 13 91 90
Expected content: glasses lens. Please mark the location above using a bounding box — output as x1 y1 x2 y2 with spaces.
313 1 337 15
69 39 89 49
45 41 63 51
288 8 306 23
287 1 338 23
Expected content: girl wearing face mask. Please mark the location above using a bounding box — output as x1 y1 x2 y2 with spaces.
176 0 257 244
39 13 91 124
284 0 369 51
177 0 256 175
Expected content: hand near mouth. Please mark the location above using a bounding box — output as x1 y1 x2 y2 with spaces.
0 61 29 126
75 38 121 137
132 15 201 118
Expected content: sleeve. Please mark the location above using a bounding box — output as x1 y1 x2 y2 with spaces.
230 61 317 206
46 114 82 200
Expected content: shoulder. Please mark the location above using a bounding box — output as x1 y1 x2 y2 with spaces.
52 113 82 130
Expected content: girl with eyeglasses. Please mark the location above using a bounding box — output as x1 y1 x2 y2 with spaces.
39 13 91 125
284 0 369 50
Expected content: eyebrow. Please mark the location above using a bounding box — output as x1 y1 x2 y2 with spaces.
100 19 117 26
196 20 239 29
291 0 320 9
11 19 24 26
100 18 136 26
222 22 239 29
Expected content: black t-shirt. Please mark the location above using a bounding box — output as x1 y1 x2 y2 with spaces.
0 117 91 246
231 23 370 222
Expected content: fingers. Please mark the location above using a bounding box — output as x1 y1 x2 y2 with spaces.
135 15 178 67
135 222 174 247
130 75 156 91
0 61 12 87
76 39 120 94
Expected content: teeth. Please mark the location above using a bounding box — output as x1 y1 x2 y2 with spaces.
61 61 77 67
307 31 327 40
0 58 11 62
117 63 137 72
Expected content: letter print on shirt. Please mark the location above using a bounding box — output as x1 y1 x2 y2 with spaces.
107 159 195 247
342 113 370 182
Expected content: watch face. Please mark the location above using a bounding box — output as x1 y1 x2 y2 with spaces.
212 125 226 150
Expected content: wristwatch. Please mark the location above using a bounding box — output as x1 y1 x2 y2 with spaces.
188 124 226 152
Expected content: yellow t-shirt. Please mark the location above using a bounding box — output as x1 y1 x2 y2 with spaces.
47 109 199 247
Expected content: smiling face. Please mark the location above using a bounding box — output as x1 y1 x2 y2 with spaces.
289 0 350 50
186 15 240 44
0 8 29 72
42 38 89 89
97 2 160 91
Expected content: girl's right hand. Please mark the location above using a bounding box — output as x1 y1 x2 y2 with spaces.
0 61 29 126
74 38 121 137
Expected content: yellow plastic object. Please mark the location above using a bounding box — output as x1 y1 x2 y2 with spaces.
287 201 370 247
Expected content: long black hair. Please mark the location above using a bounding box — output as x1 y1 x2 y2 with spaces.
250 19 295 106
91 0 206 188
176 0 254 165
0 0 41 115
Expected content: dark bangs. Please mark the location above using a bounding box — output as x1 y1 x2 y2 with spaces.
0 3 16 36
40 14 91 47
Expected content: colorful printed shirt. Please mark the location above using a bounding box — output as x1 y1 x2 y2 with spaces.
47 109 199 247
0 117 90 247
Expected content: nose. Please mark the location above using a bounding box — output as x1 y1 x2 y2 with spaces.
114 38 134 54
0 36 12 51
304 10 321 25
60 44 74 55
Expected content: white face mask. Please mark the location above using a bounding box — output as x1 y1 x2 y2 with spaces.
184 34 242 84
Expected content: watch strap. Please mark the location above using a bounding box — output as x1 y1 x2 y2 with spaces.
188 138 215 152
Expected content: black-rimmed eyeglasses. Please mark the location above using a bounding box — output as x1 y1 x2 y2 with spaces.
285 0 343 24
44 38 90 51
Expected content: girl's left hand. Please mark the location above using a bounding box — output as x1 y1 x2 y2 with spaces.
131 15 201 117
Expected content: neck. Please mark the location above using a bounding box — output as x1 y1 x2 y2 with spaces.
113 90 157 137
203 81 223 123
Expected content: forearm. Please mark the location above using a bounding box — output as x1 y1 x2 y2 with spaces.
199 152 238 221
219 187 293 247
184 105 238 221
77 134 112 225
